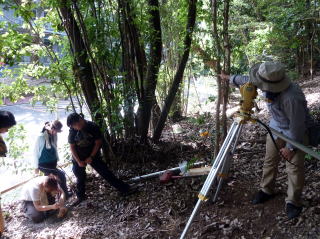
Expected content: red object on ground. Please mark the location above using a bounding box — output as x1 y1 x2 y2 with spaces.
159 170 182 184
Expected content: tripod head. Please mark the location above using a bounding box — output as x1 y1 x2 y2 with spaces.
239 82 257 123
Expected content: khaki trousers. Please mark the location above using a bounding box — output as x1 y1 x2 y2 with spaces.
260 134 307 206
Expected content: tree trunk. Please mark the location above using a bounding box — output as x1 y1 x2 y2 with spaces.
118 0 147 98
150 101 161 133
137 0 163 143
72 1 119 139
153 0 197 142
58 0 112 159
211 0 222 158
171 87 183 122
119 0 163 142
221 0 230 140
119 5 136 138
58 1 99 117
184 73 191 115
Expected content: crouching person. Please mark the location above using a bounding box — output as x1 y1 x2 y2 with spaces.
21 175 67 223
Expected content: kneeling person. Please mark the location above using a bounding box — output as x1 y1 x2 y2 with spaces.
21 175 66 223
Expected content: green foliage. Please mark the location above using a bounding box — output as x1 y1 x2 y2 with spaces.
229 0 318 70
186 156 200 171
286 70 300 81
305 151 320 161
188 114 206 125
2 124 30 174
156 0 190 109
0 1 80 112
61 143 72 164
206 95 217 103
0 0 318 144
0 25 32 65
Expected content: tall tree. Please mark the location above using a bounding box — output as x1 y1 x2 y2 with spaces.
136 0 162 142
221 0 231 140
118 0 162 142
118 0 147 137
58 0 100 118
211 0 223 158
58 0 113 158
153 0 197 142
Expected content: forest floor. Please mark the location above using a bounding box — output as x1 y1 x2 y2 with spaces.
2 73 320 239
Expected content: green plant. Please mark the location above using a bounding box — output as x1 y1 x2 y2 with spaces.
61 143 72 164
305 151 320 161
206 95 217 103
187 156 200 171
3 124 30 174
189 114 206 125
286 70 299 81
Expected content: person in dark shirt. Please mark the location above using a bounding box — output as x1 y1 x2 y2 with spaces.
67 113 132 206
0 110 16 157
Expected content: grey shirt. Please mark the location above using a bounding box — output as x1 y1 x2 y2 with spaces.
230 75 313 149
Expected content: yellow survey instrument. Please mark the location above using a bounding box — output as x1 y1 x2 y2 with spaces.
239 82 257 122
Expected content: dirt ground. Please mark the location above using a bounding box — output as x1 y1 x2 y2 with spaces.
2 73 320 239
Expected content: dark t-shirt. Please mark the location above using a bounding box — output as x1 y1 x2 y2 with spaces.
68 121 103 161
0 135 7 157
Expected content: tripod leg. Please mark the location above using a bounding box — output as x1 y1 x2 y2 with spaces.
212 154 231 203
180 121 242 239
212 175 224 203
212 123 244 202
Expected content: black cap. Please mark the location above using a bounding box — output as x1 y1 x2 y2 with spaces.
0 111 16 128
67 113 83 127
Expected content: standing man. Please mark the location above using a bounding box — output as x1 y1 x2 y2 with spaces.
0 110 16 157
67 113 133 206
221 62 313 219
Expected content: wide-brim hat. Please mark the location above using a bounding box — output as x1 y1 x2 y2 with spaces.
249 62 291 93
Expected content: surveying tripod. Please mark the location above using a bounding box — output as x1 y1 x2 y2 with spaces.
180 81 320 238
180 82 258 239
